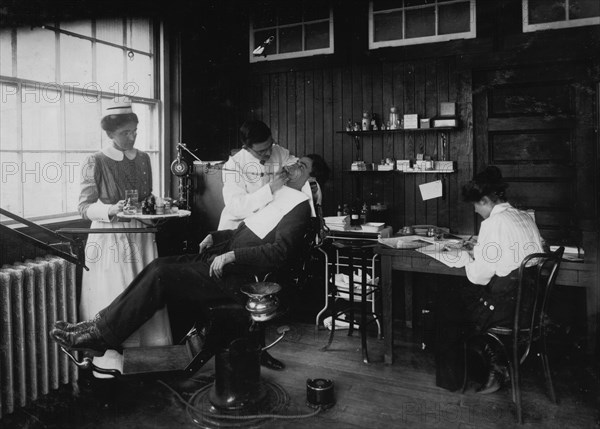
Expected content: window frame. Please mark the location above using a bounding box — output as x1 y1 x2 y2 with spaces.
368 0 476 49
0 19 165 225
249 7 334 63
522 0 600 32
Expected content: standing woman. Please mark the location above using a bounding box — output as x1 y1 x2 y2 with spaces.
79 97 172 355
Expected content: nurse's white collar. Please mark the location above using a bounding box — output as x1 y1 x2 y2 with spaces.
102 145 138 161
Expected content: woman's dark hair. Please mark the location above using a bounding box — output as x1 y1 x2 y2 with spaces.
306 153 330 185
239 119 272 147
101 113 139 132
462 166 508 203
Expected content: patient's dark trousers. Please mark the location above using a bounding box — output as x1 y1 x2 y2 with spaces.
96 254 241 347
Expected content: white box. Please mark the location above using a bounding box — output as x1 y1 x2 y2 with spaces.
403 114 419 129
440 102 456 117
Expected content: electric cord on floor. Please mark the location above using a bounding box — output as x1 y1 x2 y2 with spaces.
157 380 324 423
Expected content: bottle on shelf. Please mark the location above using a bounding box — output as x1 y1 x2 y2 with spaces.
350 205 360 226
360 202 369 225
361 111 371 131
336 204 343 216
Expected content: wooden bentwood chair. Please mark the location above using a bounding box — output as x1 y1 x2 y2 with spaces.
464 246 565 424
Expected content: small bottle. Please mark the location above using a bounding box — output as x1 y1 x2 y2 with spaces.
155 196 165 215
351 206 360 226
149 195 156 215
389 106 399 130
336 204 343 216
141 199 148 215
164 197 172 214
360 203 369 225
342 203 350 216
362 112 371 131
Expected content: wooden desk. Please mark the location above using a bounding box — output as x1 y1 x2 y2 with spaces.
375 245 596 364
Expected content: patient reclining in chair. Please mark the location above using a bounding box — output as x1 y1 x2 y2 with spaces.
50 155 329 370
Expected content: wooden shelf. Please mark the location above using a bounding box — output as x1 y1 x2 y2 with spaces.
337 127 457 136
344 169 455 174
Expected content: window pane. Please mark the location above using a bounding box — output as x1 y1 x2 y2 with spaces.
1 84 18 150
127 53 154 98
1 29 13 77
128 18 151 52
133 103 158 152
65 94 101 150
60 34 93 86
22 152 63 217
60 20 92 37
65 152 89 212
439 2 471 35
22 88 61 150
16 27 55 82
528 0 566 24
96 44 125 95
279 25 303 53
569 0 600 19
305 21 329 50
0 151 22 218
374 11 404 42
96 19 123 45
373 0 402 12
405 7 435 38
254 30 277 56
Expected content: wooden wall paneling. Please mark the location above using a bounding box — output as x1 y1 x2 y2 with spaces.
295 70 306 169
322 68 335 215
250 77 264 122
341 67 354 206
331 67 344 212
404 63 417 226
413 61 429 226
391 61 406 228
269 74 279 141
425 60 440 227
261 74 270 123
313 69 324 159
457 60 474 234
380 62 395 225
304 70 315 155
277 73 288 151
435 58 450 229
286 71 297 157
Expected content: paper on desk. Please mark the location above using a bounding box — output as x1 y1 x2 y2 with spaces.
419 180 443 201
416 242 472 268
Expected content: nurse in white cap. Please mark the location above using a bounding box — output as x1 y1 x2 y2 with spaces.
78 97 171 374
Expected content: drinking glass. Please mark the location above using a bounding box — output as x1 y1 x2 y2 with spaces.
124 189 139 214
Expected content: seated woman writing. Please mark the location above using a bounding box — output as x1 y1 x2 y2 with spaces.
50 155 329 361
436 166 544 394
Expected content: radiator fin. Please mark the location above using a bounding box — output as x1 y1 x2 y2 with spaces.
0 256 78 418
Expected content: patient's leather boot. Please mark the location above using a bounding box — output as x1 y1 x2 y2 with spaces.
478 342 509 394
50 319 109 357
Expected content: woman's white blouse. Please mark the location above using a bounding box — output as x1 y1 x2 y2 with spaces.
465 203 544 285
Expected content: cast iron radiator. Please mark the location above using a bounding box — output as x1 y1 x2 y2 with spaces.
0 256 78 418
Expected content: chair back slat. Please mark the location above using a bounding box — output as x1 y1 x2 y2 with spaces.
513 247 565 364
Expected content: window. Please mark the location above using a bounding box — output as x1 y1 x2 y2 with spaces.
523 0 600 32
0 19 163 222
369 0 476 49
249 1 334 62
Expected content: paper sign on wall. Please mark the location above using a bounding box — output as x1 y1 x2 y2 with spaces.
419 180 443 201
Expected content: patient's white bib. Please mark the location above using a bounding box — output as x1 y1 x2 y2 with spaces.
244 186 309 239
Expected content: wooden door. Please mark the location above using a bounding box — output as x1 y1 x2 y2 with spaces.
473 62 596 247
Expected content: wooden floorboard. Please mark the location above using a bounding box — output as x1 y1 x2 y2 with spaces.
0 323 597 429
